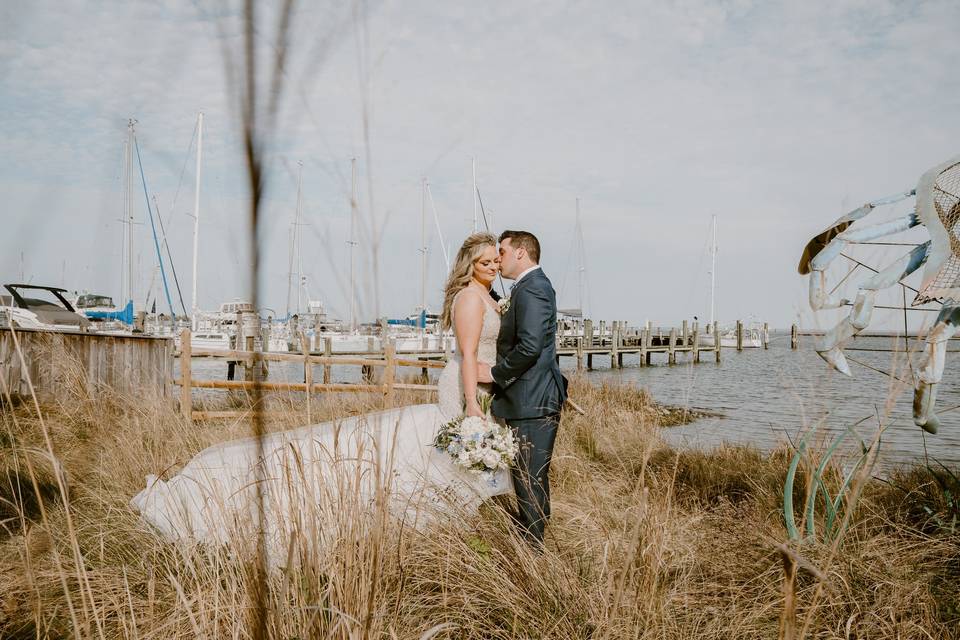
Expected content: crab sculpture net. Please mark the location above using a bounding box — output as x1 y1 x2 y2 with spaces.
798 155 960 434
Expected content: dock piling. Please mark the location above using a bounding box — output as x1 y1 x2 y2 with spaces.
299 331 312 422
383 339 396 407
180 329 192 421
714 321 721 362
323 337 332 383
611 321 621 369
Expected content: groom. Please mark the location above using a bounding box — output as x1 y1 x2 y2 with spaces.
479 230 568 546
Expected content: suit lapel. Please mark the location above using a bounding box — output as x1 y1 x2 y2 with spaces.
509 268 542 298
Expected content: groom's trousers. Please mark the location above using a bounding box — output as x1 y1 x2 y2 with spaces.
509 414 560 544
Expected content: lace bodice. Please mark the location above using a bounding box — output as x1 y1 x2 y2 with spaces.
437 290 500 419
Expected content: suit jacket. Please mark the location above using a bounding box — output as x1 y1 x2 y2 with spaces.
491 268 568 420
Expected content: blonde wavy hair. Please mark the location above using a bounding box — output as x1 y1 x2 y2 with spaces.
440 232 497 330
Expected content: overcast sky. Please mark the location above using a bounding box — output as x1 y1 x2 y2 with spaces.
2 0 959 330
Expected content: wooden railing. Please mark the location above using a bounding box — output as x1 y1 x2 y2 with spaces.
176 329 444 421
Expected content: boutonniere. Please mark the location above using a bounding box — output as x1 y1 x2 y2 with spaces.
497 296 511 315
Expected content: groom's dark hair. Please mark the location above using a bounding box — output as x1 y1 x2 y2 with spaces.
499 230 540 263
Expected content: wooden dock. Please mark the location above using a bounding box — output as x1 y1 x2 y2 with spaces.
556 319 724 369
2 317 768 417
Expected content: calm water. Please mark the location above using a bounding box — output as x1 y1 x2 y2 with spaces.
562 333 960 472
185 333 960 472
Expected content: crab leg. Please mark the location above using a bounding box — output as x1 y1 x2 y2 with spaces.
816 240 930 375
914 302 960 434
809 213 920 310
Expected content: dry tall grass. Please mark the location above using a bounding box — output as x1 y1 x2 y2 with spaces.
1 370 958 639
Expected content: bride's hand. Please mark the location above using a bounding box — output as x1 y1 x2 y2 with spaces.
465 401 484 418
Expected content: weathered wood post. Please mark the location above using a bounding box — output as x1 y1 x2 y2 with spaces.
244 335 256 381
262 321 271 352
299 331 312 422
584 319 594 348
639 328 648 367
791 324 798 350
714 321 721 362
323 336 332 383
599 320 606 346
576 336 584 371
617 322 624 368
668 327 677 364
693 326 701 363
383 339 396 408
763 322 770 350
611 321 620 369
682 319 689 346
179 329 192 421
736 320 743 352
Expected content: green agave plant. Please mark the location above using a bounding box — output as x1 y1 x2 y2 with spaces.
783 425 878 542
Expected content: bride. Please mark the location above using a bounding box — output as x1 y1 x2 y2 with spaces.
131 233 512 556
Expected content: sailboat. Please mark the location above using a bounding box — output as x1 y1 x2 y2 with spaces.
698 216 763 349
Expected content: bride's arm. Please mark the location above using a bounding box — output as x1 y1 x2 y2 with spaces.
453 293 485 417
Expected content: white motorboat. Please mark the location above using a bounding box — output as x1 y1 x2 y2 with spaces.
1 284 91 332
190 331 231 350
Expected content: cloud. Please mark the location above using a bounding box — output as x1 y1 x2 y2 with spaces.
1 0 958 329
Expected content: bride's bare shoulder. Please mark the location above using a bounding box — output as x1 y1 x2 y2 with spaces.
452 287 485 322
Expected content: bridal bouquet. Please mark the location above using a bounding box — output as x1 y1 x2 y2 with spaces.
433 394 519 474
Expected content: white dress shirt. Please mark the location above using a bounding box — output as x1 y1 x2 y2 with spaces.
510 265 541 289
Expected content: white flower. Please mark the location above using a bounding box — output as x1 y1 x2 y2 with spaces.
497 296 511 315
436 413 517 473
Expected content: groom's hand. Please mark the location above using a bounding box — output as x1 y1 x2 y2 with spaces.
477 363 493 384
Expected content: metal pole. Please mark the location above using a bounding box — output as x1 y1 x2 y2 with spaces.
576 198 583 314
126 120 135 305
191 112 203 330
295 161 304 315
420 177 427 332
349 157 358 331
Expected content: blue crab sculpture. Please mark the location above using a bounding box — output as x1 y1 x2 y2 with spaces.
798 155 960 434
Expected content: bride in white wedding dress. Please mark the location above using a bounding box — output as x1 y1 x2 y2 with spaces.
130 233 511 556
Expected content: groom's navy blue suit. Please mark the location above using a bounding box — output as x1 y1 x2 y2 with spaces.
491 266 568 544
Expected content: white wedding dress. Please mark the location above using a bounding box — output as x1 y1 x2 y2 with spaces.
130 290 511 559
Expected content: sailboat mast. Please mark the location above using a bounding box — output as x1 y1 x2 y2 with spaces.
709 215 717 328
285 225 294 319
125 119 135 306
295 161 304 315
349 157 358 331
576 198 584 314
420 177 428 328
191 112 203 330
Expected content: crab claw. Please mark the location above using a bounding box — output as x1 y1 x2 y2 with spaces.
913 382 940 435
817 346 852 377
